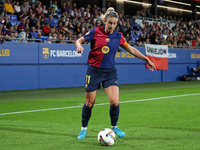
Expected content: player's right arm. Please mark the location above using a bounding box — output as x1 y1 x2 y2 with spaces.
75 37 86 53
76 29 95 54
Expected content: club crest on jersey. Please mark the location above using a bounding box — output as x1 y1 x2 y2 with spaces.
105 38 110 42
102 46 110 54
42 48 49 59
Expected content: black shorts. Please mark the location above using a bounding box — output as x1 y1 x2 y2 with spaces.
85 65 118 92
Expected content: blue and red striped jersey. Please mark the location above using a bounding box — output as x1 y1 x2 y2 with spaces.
83 26 127 68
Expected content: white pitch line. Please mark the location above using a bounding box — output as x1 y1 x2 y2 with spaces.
0 93 200 116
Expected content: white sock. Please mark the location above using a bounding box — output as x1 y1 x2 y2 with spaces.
111 126 117 128
81 126 87 130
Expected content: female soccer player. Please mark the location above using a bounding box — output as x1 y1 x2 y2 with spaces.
76 7 156 139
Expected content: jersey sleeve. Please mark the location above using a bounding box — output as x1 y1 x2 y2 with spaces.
83 28 95 42
119 33 129 49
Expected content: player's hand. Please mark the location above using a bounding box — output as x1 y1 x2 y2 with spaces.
76 46 84 53
146 58 156 71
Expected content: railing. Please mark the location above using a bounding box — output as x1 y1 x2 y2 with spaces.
4 37 200 50
130 43 200 50
132 15 178 24
4 37 77 44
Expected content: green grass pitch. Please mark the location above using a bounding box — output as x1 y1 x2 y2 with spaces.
0 81 200 150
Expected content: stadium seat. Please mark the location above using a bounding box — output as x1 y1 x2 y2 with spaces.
8 15 18 21
11 15 18 21
57 14 62 18
16 21 21 25
8 14 12 20
52 18 59 25
41 36 49 40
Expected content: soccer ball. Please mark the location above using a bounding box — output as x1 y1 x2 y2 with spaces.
98 128 116 146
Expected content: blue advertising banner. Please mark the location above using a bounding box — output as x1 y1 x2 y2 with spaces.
115 47 145 64
0 42 200 91
0 43 38 64
168 48 190 64
189 50 200 63
38 43 90 64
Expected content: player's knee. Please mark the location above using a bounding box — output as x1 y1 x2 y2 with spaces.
85 99 95 107
109 99 119 106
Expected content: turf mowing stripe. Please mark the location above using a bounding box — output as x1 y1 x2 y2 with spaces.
0 93 200 116
0 90 67 96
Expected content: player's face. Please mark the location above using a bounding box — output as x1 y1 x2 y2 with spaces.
105 17 118 34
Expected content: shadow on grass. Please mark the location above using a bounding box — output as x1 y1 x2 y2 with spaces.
0 126 77 138
150 126 200 133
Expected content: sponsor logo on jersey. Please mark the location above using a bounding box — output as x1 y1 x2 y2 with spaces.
102 46 110 54
42 48 49 59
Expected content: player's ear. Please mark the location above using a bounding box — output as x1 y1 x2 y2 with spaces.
104 19 106 24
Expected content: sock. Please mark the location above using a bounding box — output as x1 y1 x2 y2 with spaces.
82 103 93 128
81 127 87 130
110 104 119 126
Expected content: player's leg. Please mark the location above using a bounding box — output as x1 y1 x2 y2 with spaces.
104 86 125 138
77 90 97 139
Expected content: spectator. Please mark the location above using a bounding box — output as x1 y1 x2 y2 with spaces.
6 25 14 36
32 3 38 14
139 20 145 30
69 7 77 18
60 2 67 13
71 34 76 42
131 18 139 31
35 20 41 32
4 17 12 31
48 0 53 10
4 0 14 14
73 22 81 35
44 15 56 28
146 8 152 18
14 1 20 15
48 7 58 19
55 33 64 43
22 28 31 39
36 3 42 15
84 7 91 19
30 26 38 39
56 21 64 34
42 22 50 36
6 32 15 41
35 32 43 43
62 34 67 43
0 24 6 36
21 1 29 13
13 24 18 34
18 7 28 20
42 5 48 15
66 2 72 13
52 0 58 12
48 32 57 43
0 6 8 18
62 22 72 35
35 0 42 6
29 14 36 27
18 18 26 32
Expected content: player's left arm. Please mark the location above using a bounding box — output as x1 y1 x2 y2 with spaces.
121 42 156 71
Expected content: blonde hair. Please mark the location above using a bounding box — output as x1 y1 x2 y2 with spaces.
100 7 119 21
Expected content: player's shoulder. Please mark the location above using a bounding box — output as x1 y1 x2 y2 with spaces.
113 30 124 38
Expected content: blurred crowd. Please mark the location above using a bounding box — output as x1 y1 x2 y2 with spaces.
0 0 200 49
